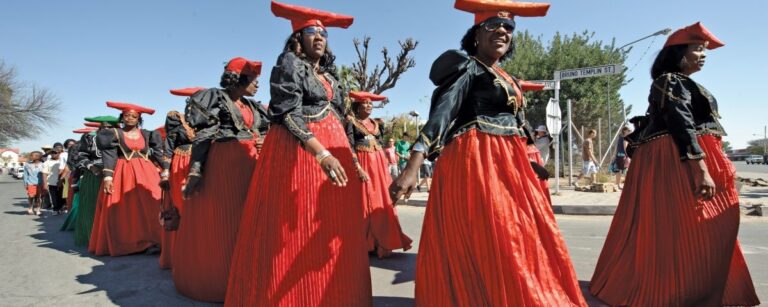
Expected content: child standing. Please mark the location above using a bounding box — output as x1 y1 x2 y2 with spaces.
23 152 45 215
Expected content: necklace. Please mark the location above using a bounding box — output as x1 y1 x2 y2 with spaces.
124 129 141 140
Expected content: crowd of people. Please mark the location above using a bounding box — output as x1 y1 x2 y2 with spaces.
13 0 761 306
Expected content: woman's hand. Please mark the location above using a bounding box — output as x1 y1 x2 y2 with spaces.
356 165 370 182
389 168 418 205
697 172 716 200
389 151 426 204
320 156 348 187
103 178 114 194
688 159 716 199
182 175 201 199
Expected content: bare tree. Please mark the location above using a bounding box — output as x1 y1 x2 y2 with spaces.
346 36 418 98
0 60 60 147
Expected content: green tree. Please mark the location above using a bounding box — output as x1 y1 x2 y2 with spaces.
380 114 419 143
502 30 629 166
746 138 767 155
722 140 733 153
0 60 60 147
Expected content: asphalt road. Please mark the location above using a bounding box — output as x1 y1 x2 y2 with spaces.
0 173 765 306
734 160 768 175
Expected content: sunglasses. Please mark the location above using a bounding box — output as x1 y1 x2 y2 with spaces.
302 26 328 39
480 18 515 33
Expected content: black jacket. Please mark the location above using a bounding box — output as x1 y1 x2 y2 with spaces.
416 50 531 161
268 51 346 143
627 72 725 160
184 88 269 175
347 117 385 153
162 111 194 171
96 128 166 177
74 132 101 172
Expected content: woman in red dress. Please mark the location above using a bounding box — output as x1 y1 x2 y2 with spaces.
347 91 412 258
171 58 268 302
88 102 165 256
157 87 203 270
225 1 371 306
389 1 585 306
589 22 760 307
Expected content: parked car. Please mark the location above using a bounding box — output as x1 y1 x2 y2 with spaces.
13 168 24 179
745 155 764 165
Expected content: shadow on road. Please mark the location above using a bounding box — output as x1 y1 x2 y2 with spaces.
580 280 609 307
18 203 217 306
373 296 415 306
369 252 416 285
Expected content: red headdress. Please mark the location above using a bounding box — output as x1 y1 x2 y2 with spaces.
664 22 724 49
73 127 98 134
454 0 550 25
225 57 262 77
271 0 354 32
106 101 156 115
169 87 205 97
349 91 387 103
519 81 546 92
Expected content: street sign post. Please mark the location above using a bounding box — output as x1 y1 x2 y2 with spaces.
556 64 624 80
545 98 562 193
553 64 625 188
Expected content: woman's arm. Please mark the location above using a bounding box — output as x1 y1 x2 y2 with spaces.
96 129 119 194
390 54 475 202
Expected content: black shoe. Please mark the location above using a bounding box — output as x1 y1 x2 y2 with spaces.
416 186 422 192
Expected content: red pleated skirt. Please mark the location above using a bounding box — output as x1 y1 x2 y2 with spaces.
159 150 190 270
225 115 371 306
88 158 163 256
171 140 258 302
589 134 760 306
357 149 412 252
416 129 586 306
526 143 552 201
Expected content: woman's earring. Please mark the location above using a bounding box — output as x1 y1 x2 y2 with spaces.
474 41 478 47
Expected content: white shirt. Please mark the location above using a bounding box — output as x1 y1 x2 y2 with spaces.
42 159 63 186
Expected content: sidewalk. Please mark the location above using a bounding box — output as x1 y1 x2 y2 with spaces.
401 171 768 216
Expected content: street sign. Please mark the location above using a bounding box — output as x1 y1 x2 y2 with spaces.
529 80 556 91
554 64 624 81
545 98 562 134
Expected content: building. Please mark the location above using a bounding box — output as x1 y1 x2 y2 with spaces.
0 148 22 168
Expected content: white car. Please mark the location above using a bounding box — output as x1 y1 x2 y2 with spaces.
745 155 764 165
13 168 24 179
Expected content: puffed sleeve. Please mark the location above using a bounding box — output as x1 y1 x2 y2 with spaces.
96 128 119 177
651 73 705 160
415 51 475 160
268 52 314 142
345 117 357 154
252 101 271 137
185 88 223 176
163 112 183 171
147 129 167 168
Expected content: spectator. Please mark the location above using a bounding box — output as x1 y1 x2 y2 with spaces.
383 138 400 178
42 149 65 215
395 133 412 172
417 159 432 192
610 126 632 189
534 125 553 164
579 129 598 184
23 151 45 215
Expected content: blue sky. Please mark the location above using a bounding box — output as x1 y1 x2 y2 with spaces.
2 0 766 152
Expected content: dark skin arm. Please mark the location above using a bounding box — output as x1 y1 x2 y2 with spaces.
389 151 426 204
687 159 715 199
